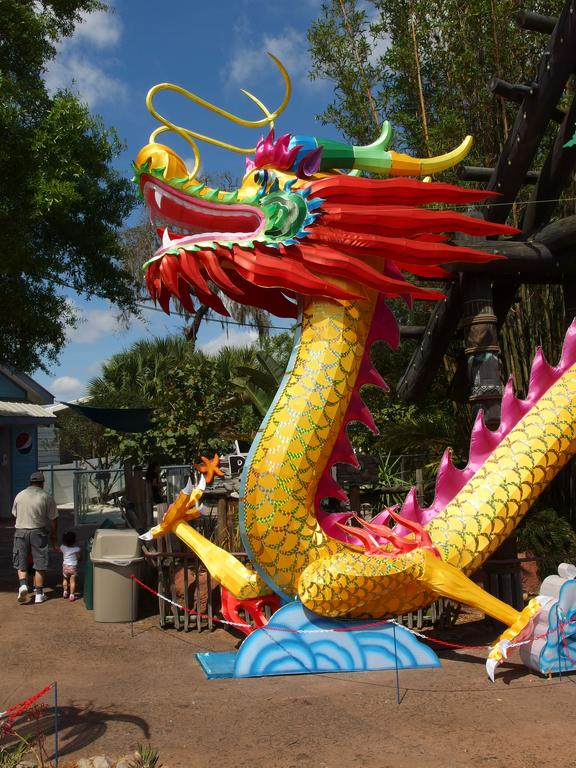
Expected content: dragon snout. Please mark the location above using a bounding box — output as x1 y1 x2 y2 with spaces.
135 142 190 181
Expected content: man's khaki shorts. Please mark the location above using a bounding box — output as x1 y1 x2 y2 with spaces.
13 528 49 571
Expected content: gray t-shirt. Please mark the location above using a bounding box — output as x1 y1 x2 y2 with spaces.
12 485 58 529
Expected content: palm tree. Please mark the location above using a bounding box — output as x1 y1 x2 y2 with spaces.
89 336 205 407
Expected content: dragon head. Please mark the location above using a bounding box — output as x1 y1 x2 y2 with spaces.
135 65 516 318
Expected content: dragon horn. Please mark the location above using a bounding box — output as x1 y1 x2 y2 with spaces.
289 122 473 177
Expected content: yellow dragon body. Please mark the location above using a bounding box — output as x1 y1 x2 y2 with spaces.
135 62 576 672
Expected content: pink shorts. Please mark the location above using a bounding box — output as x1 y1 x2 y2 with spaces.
63 564 78 577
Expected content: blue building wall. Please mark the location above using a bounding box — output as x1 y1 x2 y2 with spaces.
0 373 26 401
10 426 38 498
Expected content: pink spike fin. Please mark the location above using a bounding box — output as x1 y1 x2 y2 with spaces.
559 318 576 369
398 486 422 522
527 348 556 401
330 437 361 468
357 356 389 391
346 391 378 433
366 295 400 350
500 377 517 415
468 410 500 467
316 474 349 504
432 449 464 512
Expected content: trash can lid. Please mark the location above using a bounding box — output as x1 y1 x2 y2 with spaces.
91 528 142 561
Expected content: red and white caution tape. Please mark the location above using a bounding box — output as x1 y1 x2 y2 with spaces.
131 576 576 652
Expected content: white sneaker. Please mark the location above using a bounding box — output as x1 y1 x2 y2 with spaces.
34 592 47 604
17 585 28 604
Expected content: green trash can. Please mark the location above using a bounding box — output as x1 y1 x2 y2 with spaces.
84 538 94 610
84 518 117 610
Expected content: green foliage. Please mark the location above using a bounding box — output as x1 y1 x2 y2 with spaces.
377 452 405 487
90 336 196 407
230 349 287 417
56 408 122 488
517 507 576 579
86 335 267 464
0 0 138 372
0 739 28 768
308 0 561 165
129 744 163 768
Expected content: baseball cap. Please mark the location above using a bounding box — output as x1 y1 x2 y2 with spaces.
30 471 45 483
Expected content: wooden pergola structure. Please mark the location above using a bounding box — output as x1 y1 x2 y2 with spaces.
398 1 576 434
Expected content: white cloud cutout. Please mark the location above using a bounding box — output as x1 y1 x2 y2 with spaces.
200 328 258 356
50 376 87 401
43 6 126 108
367 32 391 66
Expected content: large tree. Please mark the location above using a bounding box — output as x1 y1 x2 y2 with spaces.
0 0 138 372
308 0 562 162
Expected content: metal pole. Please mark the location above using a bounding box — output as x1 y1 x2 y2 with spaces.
392 623 401 705
53 681 59 767
131 576 134 638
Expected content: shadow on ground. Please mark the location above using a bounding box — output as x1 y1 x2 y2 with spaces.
3 704 149 761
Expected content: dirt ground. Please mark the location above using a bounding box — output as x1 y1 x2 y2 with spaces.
1 518 576 768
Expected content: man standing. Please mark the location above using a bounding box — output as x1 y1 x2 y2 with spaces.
12 470 58 604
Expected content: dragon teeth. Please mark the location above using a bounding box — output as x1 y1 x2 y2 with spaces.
155 189 163 210
162 228 171 248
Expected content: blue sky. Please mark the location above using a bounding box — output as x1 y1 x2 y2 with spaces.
33 0 354 401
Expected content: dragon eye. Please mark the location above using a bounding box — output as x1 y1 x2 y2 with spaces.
254 169 268 186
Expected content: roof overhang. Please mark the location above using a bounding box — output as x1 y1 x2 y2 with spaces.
0 402 57 425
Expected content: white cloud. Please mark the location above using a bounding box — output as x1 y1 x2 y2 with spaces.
226 25 327 93
50 376 87 401
68 308 120 343
43 6 126 108
74 8 123 48
45 54 127 108
200 328 258 356
66 302 144 344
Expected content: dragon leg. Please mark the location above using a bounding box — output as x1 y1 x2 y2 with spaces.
418 550 520 625
170 522 272 600
141 478 272 600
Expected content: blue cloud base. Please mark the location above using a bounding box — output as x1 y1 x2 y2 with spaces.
536 581 576 675
197 602 440 679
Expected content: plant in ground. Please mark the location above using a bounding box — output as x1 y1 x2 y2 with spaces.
129 744 163 768
0 705 50 768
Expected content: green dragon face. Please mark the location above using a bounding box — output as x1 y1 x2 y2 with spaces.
134 142 322 267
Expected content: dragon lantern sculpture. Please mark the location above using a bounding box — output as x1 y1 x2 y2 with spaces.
136 57 576 679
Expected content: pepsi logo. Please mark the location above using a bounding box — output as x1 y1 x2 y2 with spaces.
15 432 32 455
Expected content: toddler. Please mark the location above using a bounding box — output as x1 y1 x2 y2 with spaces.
60 530 81 601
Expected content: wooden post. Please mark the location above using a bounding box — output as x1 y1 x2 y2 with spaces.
216 496 228 547
348 484 361 514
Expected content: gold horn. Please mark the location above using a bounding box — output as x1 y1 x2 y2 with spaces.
389 135 473 177
145 53 291 178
